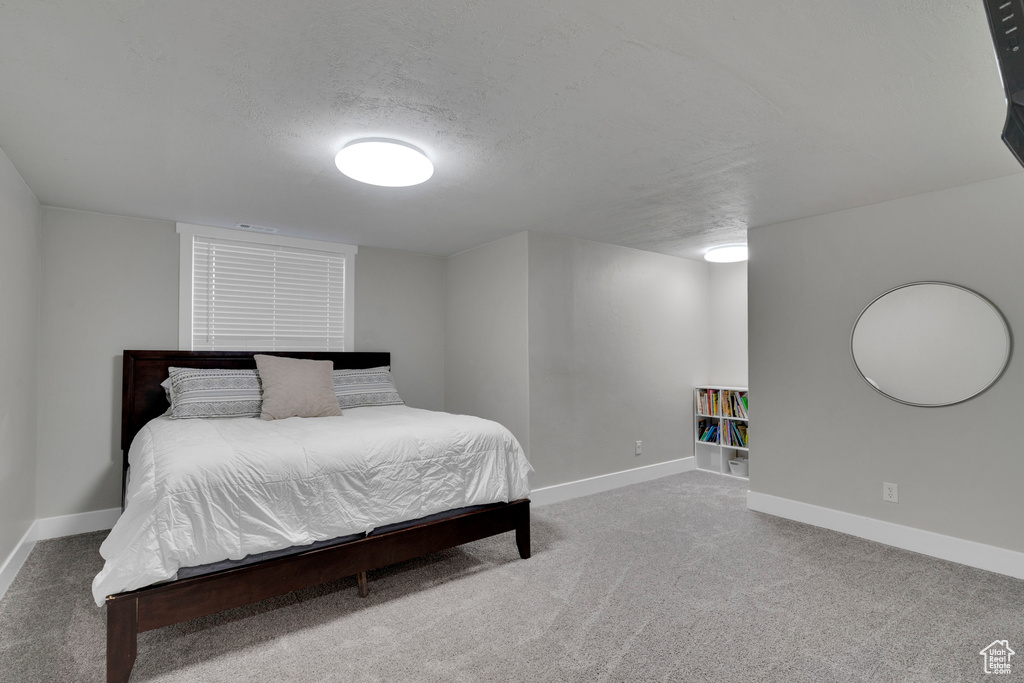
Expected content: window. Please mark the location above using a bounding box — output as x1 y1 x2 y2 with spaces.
177 224 357 351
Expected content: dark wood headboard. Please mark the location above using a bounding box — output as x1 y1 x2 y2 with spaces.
121 350 391 500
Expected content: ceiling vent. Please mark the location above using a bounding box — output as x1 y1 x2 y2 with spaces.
235 223 280 234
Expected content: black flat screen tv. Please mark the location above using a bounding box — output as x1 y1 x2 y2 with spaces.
984 0 1024 167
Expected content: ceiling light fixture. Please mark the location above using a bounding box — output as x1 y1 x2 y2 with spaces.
704 244 748 263
334 139 433 187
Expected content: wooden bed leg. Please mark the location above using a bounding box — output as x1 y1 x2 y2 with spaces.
357 571 368 597
515 505 531 559
107 596 138 683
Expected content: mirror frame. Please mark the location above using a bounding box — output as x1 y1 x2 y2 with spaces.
850 281 1013 407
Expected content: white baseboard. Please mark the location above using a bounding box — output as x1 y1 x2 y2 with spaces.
35 507 121 540
531 457 695 507
747 491 1024 580
0 507 122 601
0 523 38 600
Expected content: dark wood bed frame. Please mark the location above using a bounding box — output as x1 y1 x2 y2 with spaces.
108 350 530 683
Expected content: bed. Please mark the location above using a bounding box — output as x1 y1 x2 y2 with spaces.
103 350 532 683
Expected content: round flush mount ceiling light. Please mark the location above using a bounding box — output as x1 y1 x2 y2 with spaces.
704 244 749 263
334 139 433 187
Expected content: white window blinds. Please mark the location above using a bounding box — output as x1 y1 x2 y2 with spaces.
189 233 351 351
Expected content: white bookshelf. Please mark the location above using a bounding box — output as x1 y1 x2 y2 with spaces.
694 385 749 479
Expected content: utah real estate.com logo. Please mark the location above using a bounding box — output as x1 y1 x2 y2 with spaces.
980 640 1015 675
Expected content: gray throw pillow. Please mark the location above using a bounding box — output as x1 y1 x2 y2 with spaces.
332 366 404 409
254 355 342 420
167 367 263 419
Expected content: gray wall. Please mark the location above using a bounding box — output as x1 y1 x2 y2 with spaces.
37 208 179 517
36 210 447 517
444 233 531 454
0 148 40 562
27 207 742 518
748 173 1024 552
527 233 711 488
354 247 445 411
708 262 748 387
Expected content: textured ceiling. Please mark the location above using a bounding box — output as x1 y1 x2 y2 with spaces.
0 1 1020 259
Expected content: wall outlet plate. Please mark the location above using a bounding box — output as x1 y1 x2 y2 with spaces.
883 482 898 503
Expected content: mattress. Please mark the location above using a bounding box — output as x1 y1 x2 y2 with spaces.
92 405 532 606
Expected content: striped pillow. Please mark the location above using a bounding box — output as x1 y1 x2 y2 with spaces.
332 366 404 409
167 367 263 419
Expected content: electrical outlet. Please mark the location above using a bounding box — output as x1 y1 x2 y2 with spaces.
883 482 898 503
635 440 642 456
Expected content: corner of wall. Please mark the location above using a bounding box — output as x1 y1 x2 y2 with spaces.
442 231 531 454
522 232 531 460
0 146 41 580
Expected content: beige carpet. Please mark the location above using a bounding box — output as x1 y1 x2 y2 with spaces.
1 471 1022 682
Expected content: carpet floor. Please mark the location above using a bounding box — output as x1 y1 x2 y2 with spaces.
1 471 1021 682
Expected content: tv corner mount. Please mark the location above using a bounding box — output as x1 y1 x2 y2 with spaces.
984 0 1024 168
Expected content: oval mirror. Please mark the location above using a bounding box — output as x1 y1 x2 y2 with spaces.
851 282 1011 406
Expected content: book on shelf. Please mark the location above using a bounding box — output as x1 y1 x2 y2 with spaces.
699 388 720 416
721 390 747 420
729 421 747 447
698 424 718 443
723 420 738 447
704 388 718 416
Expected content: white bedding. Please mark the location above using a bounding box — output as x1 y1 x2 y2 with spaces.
92 405 532 606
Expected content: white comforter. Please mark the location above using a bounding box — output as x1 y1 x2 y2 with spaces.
92 405 532 606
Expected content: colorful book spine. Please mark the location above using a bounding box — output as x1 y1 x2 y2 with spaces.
699 425 718 442
730 422 745 447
